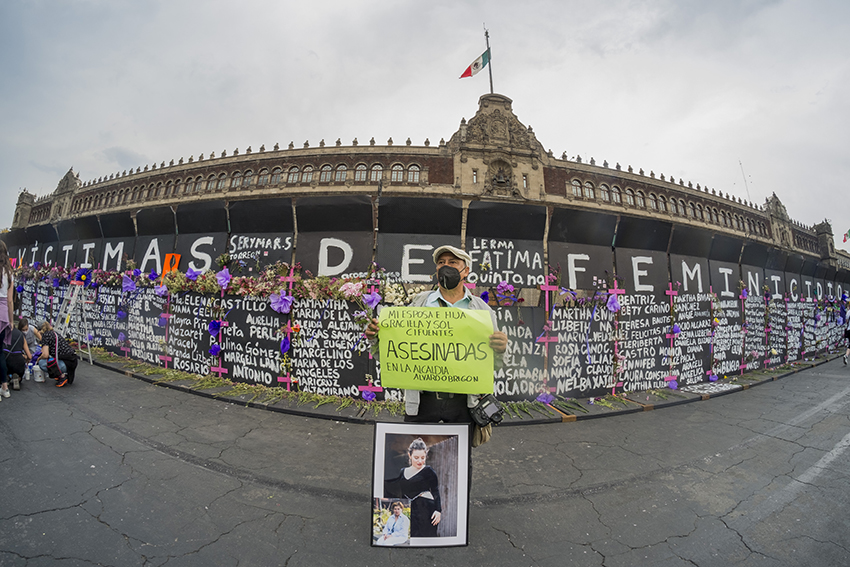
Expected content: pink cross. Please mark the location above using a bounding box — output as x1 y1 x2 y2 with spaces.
159 355 172 368
610 381 623 396
664 375 677 382
277 373 297 391
608 280 626 295
210 364 228 377
120 345 132 359
665 282 678 297
359 384 383 393
540 284 559 313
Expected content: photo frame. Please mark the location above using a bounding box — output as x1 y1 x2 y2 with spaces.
371 422 470 547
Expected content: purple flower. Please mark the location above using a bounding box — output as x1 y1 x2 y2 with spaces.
363 291 382 310
208 344 221 357
741 288 748 299
155 284 168 297
838 317 845 327
361 390 376 402
157 315 168 327
52 277 61 288
709 374 719 382
15 284 24 293
148 269 158 281
76 268 92 285
671 324 681 335
86 333 94 342
815 312 821 322
33 261 41 270
280 336 291 355
536 392 555 404
216 267 231 290
122 274 136 293
208 320 221 336
118 332 126 342
668 380 678 390
186 267 201 281
496 281 514 295
480 291 490 303
132 269 141 277
117 310 127 320
270 292 294 314
606 293 621 313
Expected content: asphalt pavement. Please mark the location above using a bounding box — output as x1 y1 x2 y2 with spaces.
2 356 850 566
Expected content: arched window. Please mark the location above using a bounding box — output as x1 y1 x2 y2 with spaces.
720 211 727 226
258 169 269 186
335 164 347 182
611 186 622 204
243 170 253 187
688 202 696 218
166 181 174 196
584 182 595 199
636 191 645 208
658 195 667 212
571 180 582 198
207 175 216 191
231 172 242 188
320 165 332 182
271 167 282 185
391 164 404 182
354 164 367 182
300 166 312 183
154 183 162 198
711 208 718 224
677 200 686 216
599 184 610 201
408 164 420 183
696 204 704 221
287 167 299 184
370 164 382 182
625 188 635 206
648 193 658 210
217 173 227 190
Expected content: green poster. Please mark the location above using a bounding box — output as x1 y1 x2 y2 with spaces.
378 306 495 394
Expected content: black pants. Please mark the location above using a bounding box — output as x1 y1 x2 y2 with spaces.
404 392 472 424
61 356 78 384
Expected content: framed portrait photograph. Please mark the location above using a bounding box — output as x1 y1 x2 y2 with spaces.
371 422 471 548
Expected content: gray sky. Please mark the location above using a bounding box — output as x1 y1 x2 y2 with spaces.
2 0 848 252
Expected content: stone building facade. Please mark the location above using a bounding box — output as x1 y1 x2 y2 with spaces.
9 93 844 270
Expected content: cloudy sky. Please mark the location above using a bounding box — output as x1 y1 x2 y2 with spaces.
1 0 848 252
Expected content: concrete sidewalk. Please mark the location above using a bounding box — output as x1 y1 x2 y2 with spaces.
1 355 849 566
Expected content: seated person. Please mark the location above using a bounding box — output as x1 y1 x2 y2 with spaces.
376 501 410 546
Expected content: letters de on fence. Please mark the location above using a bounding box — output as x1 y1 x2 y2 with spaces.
378 307 495 394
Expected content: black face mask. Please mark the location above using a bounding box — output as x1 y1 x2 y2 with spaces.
437 265 462 290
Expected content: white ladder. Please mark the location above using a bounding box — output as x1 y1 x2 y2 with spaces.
54 281 93 365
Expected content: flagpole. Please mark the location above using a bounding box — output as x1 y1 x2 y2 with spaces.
485 27 494 94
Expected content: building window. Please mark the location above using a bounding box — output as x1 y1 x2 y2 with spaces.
472 169 478 184
571 180 582 198
390 164 403 182
207 175 216 191
355 164 367 182
720 211 727 226
243 170 253 187
271 167 282 185
408 165 420 183
335 164 347 182
231 172 242 188
583 181 594 199
625 188 635 206
300 166 312 184
154 184 162 198
370 164 382 182
287 167 299 184
677 200 686 216
258 169 269 186
697 204 704 221
599 184 610 201
648 193 658 210
688 203 696 218
611 186 622 204
523 174 529 189
636 191 645 208
711 209 719 224
320 165 332 182
165 182 173 196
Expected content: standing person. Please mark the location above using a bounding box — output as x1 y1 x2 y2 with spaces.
365 245 507 423
39 321 77 388
3 319 32 390
844 316 850 366
0 241 15 400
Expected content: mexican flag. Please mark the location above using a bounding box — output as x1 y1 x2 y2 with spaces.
460 49 490 78
844 229 850 243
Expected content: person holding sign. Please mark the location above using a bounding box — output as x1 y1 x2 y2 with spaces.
365 245 507 423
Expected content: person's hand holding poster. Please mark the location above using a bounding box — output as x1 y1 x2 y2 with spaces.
378 307 494 394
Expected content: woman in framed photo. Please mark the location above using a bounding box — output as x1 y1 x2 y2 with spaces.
384 438 442 537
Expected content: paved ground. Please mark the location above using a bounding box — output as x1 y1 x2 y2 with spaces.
1 357 850 566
